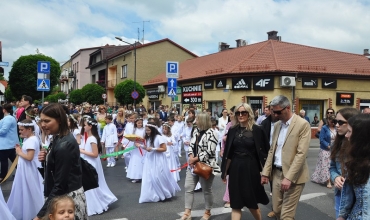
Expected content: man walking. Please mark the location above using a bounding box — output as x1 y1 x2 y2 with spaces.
261 95 311 220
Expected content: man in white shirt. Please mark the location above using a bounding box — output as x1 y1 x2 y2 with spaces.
256 106 271 125
261 95 311 220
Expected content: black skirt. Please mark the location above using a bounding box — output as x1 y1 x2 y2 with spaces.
228 154 269 209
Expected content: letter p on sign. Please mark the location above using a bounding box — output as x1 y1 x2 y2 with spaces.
37 61 51 74
166 61 179 78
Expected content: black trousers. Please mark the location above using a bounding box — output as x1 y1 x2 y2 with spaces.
0 148 16 179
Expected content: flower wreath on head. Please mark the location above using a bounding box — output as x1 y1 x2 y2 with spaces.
69 114 78 124
145 123 158 130
135 117 143 122
25 111 36 119
17 122 34 127
87 119 98 126
82 115 91 120
162 122 171 129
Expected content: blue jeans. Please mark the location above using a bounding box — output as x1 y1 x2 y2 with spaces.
335 193 341 218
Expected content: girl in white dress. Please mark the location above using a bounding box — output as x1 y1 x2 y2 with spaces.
0 185 15 220
121 112 136 168
162 123 180 182
25 109 41 143
174 115 185 157
80 118 118 216
7 119 43 220
126 118 146 182
68 114 81 145
136 122 181 203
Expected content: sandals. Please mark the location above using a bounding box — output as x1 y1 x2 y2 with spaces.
200 210 211 220
177 213 191 220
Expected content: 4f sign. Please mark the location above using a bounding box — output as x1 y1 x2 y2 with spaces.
37 61 51 74
166 61 179 78
255 79 270 87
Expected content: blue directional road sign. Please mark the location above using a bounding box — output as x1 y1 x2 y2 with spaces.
37 61 51 74
0 62 9 67
37 79 50 91
168 78 177 97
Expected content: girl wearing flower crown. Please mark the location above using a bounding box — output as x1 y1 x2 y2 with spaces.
136 122 180 203
68 114 81 145
162 123 180 182
80 118 117 216
7 119 43 220
126 118 146 183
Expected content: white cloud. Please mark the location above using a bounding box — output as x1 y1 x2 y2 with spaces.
1 0 369 79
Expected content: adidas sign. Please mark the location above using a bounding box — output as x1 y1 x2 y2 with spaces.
234 79 248 89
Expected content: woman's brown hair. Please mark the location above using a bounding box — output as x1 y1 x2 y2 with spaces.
40 103 69 137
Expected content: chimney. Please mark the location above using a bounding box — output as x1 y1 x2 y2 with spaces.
267 30 281 41
236 39 242 47
364 49 369 56
219 42 230 51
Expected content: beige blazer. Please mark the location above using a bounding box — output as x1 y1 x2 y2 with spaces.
262 114 311 184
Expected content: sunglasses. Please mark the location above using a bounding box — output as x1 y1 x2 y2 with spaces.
327 111 334 114
235 111 248 116
333 119 347 126
272 106 287 115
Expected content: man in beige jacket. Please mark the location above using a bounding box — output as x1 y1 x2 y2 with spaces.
261 95 311 220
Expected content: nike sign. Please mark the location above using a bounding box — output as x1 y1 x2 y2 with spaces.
324 81 334 86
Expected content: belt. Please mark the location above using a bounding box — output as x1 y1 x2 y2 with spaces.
273 165 282 171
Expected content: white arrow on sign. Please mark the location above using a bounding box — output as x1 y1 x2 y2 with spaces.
170 79 175 87
184 98 190 102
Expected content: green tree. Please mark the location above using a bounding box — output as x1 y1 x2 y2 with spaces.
114 79 145 105
4 85 16 102
8 54 60 100
69 89 84 104
81 84 105 105
45 92 66 103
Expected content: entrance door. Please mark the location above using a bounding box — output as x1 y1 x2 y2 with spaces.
208 101 224 119
248 97 263 117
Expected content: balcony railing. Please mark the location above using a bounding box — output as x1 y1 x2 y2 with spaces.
69 71 76 78
107 79 117 89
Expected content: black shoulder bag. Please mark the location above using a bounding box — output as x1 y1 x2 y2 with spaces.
80 157 99 191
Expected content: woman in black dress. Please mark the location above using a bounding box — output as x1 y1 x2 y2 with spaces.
221 103 269 220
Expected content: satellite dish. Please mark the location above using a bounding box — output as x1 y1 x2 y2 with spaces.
284 77 291 85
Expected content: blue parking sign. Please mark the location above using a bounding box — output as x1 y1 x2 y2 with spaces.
166 61 179 78
37 61 50 74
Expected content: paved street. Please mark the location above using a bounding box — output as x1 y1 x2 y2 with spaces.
1 139 336 220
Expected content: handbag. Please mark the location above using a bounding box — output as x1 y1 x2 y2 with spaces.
80 158 99 191
193 161 212 180
192 132 212 180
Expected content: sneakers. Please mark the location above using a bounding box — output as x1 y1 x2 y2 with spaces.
178 154 182 158
107 163 111 167
111 163 116 167
224 202 230 208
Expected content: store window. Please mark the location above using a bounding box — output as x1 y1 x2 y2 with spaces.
299 100 323 127
248 97 263 118
207 101 224 119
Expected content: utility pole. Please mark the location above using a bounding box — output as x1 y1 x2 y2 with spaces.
133 20 150 44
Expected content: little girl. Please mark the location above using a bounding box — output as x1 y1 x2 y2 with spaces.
7 119 44 220
162 123 180 182
42 195 75 220
121 111 136 168
136 122 180 203
80 118 118 216
68 114 81 145
126 118 146 183
101 115 118 167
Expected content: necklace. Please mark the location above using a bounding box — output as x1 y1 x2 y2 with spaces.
239 127 247 137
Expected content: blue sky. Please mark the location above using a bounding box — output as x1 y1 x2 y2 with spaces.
1 0 370 78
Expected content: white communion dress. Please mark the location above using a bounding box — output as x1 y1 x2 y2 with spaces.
82 136 118 216
126 127 146 180
139 135 181 203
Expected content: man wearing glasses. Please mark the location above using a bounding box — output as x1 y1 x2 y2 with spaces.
261 95 311 220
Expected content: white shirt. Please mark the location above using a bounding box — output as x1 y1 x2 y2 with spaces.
269 121 276 146
274 115 294 167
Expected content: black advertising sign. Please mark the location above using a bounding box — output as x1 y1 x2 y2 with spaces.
253 76 274 90
182 84 202 104
336 93 354 105
148 94 159 100
232 77 251 90
302 78 318 88
215 79 227 88
146 88 159 95
322 79 337 88
204 80 214 89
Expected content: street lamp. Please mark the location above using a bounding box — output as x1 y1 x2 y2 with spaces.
115 36 137 109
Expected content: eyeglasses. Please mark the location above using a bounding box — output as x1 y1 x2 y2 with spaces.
333 119 347 126
327 111 334 114
272 106 287 115
235 111 248 116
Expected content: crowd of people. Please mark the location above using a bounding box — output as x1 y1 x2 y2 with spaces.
0 94 369 220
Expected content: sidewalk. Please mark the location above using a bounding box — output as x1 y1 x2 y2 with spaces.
310 138 320 148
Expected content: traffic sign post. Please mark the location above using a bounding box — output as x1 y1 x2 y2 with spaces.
0 62 9 67
102 93 107 105
166 61 179 78
131 91 139 100
37 61 51 106
167 78 177 97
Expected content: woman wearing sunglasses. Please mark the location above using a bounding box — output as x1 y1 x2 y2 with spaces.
311 115 336 188
317 108 335 133
329 107 360 218
221 103 269 220
336 114 370 220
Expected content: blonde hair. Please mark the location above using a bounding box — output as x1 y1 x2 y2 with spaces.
232 103 255 131
196 113 212 131
116 108 125 123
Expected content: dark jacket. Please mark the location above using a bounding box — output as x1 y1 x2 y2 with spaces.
260 115 272 141
221 124 269 179
37 133 82 217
